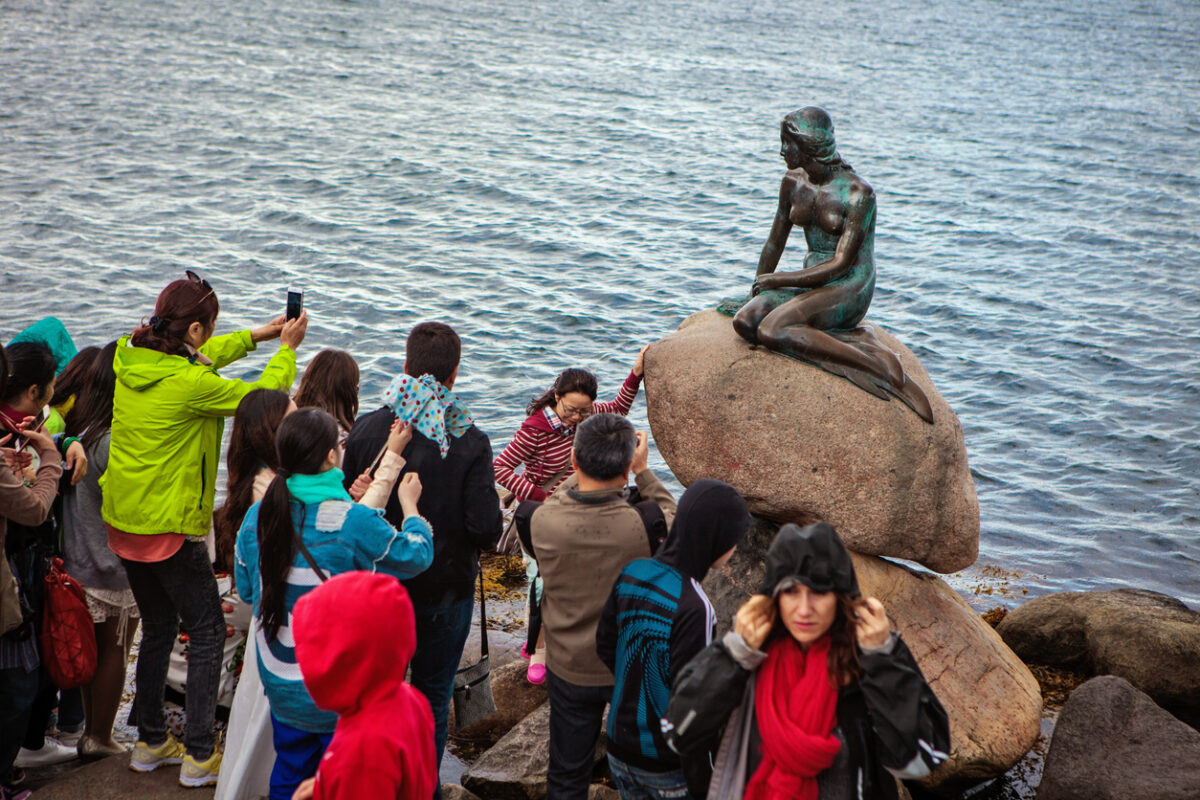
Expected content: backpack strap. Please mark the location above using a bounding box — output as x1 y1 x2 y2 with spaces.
632 500 669 555
514 499 543 561
294 533 329 582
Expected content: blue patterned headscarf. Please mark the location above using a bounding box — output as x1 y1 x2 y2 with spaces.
382 373 474 458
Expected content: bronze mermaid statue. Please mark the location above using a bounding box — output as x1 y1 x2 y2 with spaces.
724 107 933 423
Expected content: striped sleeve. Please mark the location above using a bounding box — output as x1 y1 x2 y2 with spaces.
494 427 550 501
594 370 642 416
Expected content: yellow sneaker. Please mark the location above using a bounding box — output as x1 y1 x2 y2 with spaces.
179 749 222 788
128 735 186 773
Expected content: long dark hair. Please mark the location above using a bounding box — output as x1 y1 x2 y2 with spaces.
257 408 339 642
770 592 861 686
526 367 598 416
130 277 220 358
294 349 359 433
213 389 292 574
64 342 119 450
1 341 57 406
50 346 100 409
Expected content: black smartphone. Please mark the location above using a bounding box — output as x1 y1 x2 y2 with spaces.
11 405 50 451
286 287 304 321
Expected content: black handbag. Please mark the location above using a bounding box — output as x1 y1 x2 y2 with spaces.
452 568 496 730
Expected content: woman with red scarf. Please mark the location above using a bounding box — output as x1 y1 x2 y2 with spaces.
663 523 950 800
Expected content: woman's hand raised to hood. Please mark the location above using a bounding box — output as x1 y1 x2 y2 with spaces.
854 596 891 649
734 594 776 652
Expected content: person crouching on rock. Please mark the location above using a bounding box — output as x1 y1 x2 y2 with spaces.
663 522 950 800
493 348 647 686
596 479 751 800
287 571 436 800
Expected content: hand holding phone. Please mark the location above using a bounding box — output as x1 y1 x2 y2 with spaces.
286 287 304 321
11 407 50 452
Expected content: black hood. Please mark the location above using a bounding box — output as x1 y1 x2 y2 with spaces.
760 522 860 598
656 479 751 583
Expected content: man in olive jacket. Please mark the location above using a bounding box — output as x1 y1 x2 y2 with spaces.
528 413 676 800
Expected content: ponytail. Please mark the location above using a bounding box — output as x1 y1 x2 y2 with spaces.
256 407 338 642
131 277 219 358
525 367 598 416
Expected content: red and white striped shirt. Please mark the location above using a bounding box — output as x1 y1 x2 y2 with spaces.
493 371 642 501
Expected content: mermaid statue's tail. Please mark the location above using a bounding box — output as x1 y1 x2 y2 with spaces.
789 326 935 424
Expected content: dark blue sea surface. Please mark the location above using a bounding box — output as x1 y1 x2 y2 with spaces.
2 0 1198 606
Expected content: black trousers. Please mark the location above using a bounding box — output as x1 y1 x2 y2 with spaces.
546 669 611 800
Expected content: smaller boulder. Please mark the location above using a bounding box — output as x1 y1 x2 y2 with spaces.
1036 676 1200 800
442 786 482 800
462 702 608 800
587 786 620 800
997 589 1200 727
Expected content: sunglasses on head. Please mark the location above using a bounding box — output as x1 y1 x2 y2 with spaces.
185 269 212 291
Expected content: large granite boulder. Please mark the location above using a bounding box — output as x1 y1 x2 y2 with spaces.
996 588 1200 728
1036 676 1200 800
645 310 978 573
462 702 608 800
703 518 1041 795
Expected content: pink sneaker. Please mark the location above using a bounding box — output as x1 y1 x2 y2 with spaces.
520 642 532 659
527 661 546 685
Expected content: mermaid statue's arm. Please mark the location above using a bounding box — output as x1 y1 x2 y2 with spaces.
755 176 795 278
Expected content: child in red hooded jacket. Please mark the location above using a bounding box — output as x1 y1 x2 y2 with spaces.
290 571 436 800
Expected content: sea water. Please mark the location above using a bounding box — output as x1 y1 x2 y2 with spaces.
2 0 1198 606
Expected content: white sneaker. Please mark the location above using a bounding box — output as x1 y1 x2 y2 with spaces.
15 737 78 767
49 727 83 748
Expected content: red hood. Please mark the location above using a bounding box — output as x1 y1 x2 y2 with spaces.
293 571 416 715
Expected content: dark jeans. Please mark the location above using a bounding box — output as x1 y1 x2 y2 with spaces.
409 595 474 800
122 541 225 760
546 669 611 800
21 668 58 750
607 754 690 800
0 665 39 776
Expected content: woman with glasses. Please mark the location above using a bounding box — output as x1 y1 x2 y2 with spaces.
493 348 647 684
100 272 308 788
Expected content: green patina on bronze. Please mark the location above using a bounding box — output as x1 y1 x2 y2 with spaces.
726 107 933 423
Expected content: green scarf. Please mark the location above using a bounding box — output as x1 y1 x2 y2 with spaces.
285 468 352 505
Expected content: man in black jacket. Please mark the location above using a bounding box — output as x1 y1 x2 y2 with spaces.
342 322 502 796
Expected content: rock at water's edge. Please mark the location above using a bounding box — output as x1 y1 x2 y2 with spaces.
997 588 1200 729
1036 676 1200 800
645 310 978 573
462 702 608 800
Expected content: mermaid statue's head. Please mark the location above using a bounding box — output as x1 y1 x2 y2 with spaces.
780 107 841 168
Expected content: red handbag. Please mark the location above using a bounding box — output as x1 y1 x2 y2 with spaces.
40 558 98 689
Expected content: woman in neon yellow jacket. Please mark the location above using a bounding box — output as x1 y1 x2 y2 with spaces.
100 271 308 787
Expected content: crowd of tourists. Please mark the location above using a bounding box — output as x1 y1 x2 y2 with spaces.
0 271 950 800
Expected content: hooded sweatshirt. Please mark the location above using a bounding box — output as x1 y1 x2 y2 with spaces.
101 331 296 538
492 370 642 502
596 479 751 772
292 571 436 800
